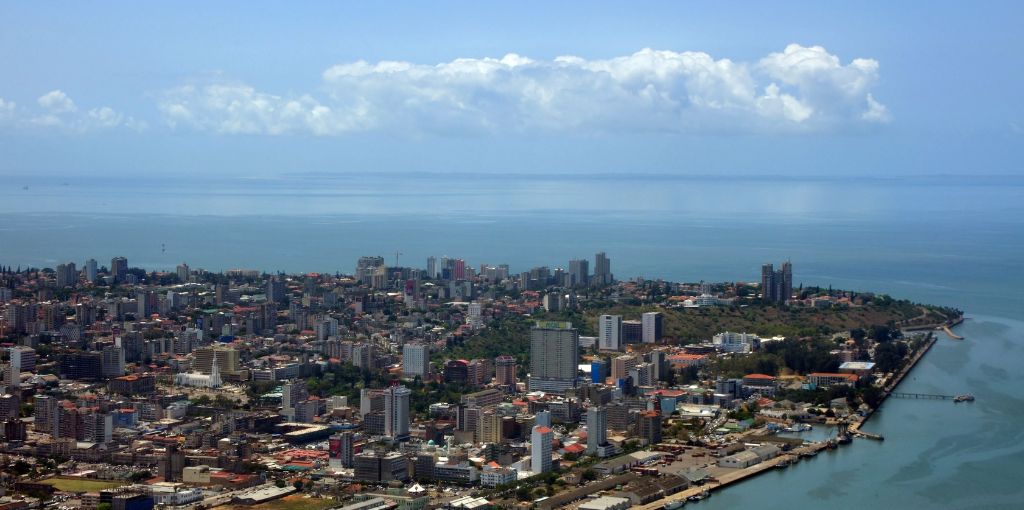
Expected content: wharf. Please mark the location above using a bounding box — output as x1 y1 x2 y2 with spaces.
850 331 938 437
636 324 956 509
635 443 833 510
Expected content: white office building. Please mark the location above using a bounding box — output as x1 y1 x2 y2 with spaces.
598 315 622 351
402 343 430 378
384 385 411 439
532 425 553 474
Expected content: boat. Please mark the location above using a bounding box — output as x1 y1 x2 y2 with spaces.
783 423 813 433
687 491 710 502
663 500 685 509
954 394 975 403
799 450 818 458
775 459 791 468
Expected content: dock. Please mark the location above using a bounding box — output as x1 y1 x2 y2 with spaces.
634 324 959 509
634 442 835 510
941 325 964 340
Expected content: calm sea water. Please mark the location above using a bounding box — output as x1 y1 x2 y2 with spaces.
2 174 1023 507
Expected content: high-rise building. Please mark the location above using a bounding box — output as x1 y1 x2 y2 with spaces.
402 343 430 379
495 355 517 388
281 379 308 420
56 262 77 288
586 406 608 455
594 252 612 286
176 263 190 282
621 320 642 344
3 359 19 389
637 410 662 445
84 259 98 283
111 257 128 283
611 354 639 383
161 444 186 482
356 256 385 285
194 346 240 375
9 347 36 373
354 450 409 482
467 301 483 329
535 410 552 428
384 385 411 439
33 394 60 437
136 290 156 318
100 345 125 378
329 431 355 469
761 261 793 303
82 411 113 444
426 256 437 279
591 358 608 384
642 312 663 344
266 277 286 304
531 425 553 474
568 259 589 287
453 259 466 280
598 315 622 351
629 362 654 387
528 322 579 393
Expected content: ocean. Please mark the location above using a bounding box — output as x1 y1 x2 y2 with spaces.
2 173 1023 507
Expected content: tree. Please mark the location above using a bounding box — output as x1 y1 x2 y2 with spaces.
275 479 286 488
97 504 112 510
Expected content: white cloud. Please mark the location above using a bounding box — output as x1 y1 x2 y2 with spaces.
38 90 77 113
0 97 15 120
161 44 890 136
0 90 141 132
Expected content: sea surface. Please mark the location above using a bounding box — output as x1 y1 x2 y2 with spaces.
2 173 1023 508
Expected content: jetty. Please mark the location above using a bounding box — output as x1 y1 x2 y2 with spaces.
889 392 955 400
941 325 964 340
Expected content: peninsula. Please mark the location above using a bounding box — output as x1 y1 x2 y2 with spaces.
0 254 962 510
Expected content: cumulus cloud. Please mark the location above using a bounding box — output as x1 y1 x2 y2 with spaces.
0 97 15 119
160 44 889 136
38 90 77 113
0 90 142 132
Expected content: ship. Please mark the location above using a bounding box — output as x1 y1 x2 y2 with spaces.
954 394 975 403
663 500 686 509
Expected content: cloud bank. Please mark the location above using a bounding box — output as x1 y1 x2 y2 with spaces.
0 90 143 132
159 44 889 136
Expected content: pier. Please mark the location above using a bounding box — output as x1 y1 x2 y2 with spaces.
889 392 955 400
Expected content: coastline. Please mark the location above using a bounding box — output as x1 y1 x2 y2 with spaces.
632 323 954 510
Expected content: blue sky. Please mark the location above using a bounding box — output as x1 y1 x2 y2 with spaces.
0 1 1022 177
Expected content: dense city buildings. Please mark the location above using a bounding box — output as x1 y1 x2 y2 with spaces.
0 251 956 509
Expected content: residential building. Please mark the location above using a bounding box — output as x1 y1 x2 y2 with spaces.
495 355 516 387
531 425 553 474
528 322 580 393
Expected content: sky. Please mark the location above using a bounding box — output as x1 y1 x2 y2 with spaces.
0 1 1022 178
